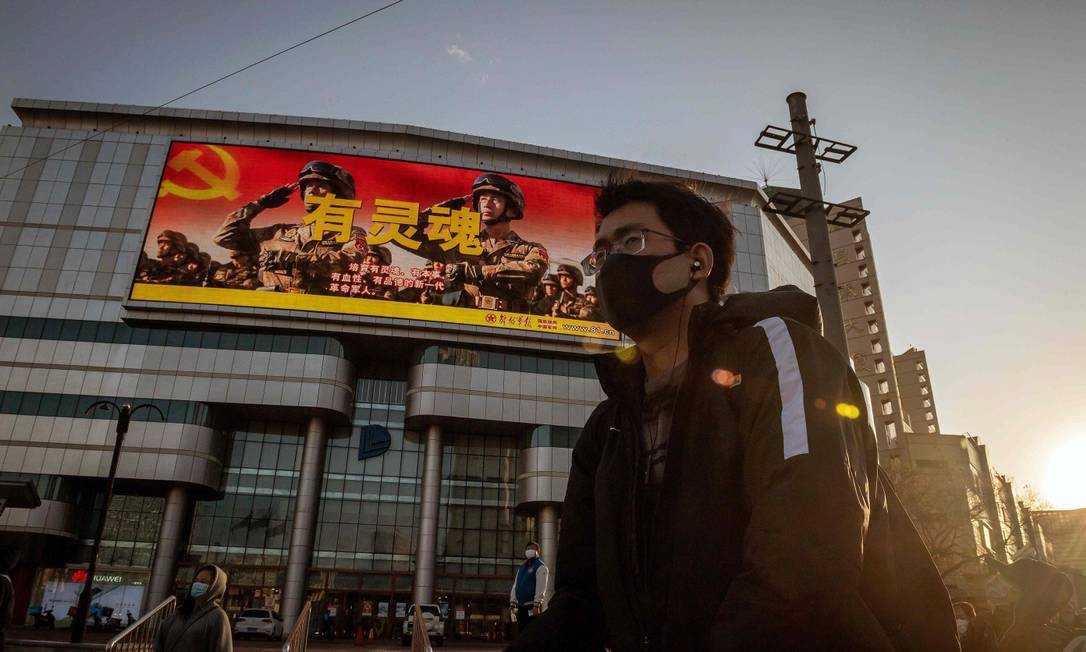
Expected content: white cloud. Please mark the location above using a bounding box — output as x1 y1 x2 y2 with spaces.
446 45 473 63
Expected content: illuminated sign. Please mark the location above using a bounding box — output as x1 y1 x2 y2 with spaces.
131 142 617 340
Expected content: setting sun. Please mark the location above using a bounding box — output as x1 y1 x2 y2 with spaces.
1043 436 1086 509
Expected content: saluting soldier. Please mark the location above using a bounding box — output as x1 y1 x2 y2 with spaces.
213 160 367 294
405 173 548 313
552 263 588 319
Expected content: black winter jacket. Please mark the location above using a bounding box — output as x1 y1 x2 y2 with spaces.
508 287 959 651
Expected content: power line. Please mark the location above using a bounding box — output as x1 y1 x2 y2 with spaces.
1 0 407 181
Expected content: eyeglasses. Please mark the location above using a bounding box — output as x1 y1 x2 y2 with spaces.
580 228 689 275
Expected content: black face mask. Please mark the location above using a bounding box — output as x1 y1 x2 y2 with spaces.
597 252 691 334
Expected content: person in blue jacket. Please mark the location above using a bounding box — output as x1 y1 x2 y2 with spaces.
509 542 549 635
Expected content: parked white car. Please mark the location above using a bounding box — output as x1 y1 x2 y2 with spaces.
234 608 284 640
401 604 444 647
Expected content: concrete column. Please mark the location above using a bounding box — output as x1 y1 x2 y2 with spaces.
143 485 192 613
282 416 328 634
537 504 559 608
412 424 444 605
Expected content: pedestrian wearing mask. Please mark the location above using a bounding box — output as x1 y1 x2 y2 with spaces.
954 601 998 652
507 177 959 652
509 542 548 636
157 565 232 652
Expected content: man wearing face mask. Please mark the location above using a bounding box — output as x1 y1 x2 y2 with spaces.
507 178 958 652
509 542 549 637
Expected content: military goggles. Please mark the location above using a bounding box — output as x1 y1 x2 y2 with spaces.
581 228 690 276
299 161 342 180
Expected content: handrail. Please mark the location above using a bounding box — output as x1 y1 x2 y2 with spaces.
104 596 177 651
410 605 433 652
281 601 313 652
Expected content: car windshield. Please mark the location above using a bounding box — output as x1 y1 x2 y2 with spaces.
407 605 441 618
240 610 268 618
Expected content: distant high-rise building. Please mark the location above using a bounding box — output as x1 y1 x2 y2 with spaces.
894 347 941 434
892 432 1007 603
783 196 907 449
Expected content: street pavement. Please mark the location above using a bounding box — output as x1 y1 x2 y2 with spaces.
238 641 505 651
10 628 507 651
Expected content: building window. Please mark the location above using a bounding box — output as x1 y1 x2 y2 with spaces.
875 359 886 373
881 400 893 416
923 399 931 408
885 421 898 443
865 302 876 315
915 361 924 371
867 320 879 334
870 339 883 354
855 247 866 260
921 386 930 396
918 374 927 383
926 412 934 421
927 425 937 433
878 380 890 394
852 230 863 243
861 283 872 296
858 265 869 278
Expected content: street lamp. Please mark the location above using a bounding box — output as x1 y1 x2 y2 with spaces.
69 401 164 643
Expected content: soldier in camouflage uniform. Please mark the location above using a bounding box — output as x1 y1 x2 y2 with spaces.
552 263 588 319
360 245 392 298
414 173 548 313
174 243 213 286
137 230 190 283
205 250 261 290
531 274 560 316
213 161 367 294
579 286 603 322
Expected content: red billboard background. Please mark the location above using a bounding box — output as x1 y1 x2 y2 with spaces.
131 142 617 339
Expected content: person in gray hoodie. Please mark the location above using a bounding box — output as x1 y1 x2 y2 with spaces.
157 565 232 652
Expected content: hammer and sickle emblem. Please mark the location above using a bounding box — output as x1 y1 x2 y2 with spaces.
158 145 241 201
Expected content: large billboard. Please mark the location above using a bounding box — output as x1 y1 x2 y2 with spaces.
130 142 618 340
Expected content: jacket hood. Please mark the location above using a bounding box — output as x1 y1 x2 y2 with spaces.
717 285 821 333
194 564 227 606
592 286 822 399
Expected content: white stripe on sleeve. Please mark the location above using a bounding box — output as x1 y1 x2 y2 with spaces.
755 317 809 459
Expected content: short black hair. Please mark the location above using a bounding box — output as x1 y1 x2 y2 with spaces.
595 176 736 299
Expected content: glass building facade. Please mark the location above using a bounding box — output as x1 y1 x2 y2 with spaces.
0 99 814 642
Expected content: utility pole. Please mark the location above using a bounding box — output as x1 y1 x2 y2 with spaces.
756 92 868 359
70 401 163 644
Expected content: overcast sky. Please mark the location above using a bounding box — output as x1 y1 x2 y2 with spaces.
2 0 1084 506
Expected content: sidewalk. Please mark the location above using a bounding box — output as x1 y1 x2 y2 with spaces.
10 628 507 652
238 640 506 651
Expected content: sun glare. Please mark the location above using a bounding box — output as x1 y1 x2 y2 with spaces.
1043 435 1086 510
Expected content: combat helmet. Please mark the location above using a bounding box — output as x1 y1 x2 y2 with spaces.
156 230 188 251
472 173 525 221
556 264 584 288
365 244 393 266
298 160 357 201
